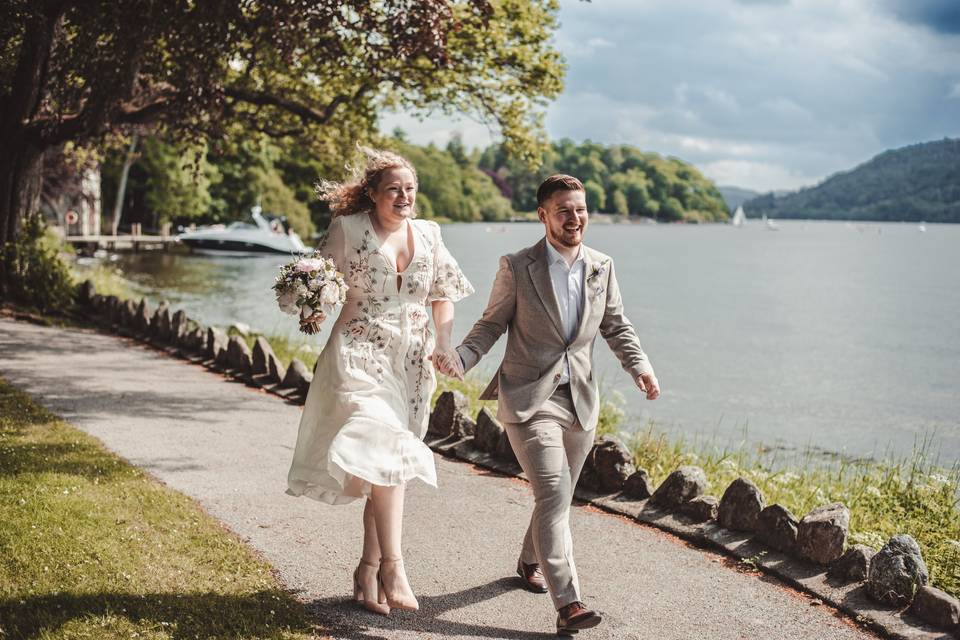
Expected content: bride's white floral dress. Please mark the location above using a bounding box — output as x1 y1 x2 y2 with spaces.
286 212 473 504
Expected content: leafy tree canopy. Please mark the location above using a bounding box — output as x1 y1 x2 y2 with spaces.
479 139 729 222
0 0 564 245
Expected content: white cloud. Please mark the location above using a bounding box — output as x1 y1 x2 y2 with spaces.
378 110 495 150
701 160 821 193
378 0 960 193
586 37 614 48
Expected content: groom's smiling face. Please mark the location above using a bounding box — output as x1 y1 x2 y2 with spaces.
539 189 589 249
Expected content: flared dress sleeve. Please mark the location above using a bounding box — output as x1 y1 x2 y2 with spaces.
314 216 347 272
426 221 474 303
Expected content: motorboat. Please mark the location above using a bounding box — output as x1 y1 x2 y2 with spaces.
177 206 308 255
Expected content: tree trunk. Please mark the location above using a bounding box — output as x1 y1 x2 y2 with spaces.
0 144 45 246
111 133 139 236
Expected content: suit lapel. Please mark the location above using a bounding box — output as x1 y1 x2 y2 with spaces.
527 239 565 339
572 247 602 344
570 247 595 343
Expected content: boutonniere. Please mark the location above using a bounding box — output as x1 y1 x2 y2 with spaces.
587 260 609 281
587 260 609 299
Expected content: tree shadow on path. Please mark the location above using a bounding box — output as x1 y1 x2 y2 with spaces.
0 590 319 639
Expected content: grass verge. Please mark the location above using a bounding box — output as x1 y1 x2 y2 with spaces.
436 376 960 599
71 261 143 301
0 378 323 639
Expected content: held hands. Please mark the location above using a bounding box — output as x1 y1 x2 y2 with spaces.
429 345 464 380
636 372 660 400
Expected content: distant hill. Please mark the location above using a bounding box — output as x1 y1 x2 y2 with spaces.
743 138 960 222
717 186 759 211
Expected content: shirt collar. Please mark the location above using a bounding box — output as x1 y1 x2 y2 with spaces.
545 239 585 268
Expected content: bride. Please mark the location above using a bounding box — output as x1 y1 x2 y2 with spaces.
286 147 473 615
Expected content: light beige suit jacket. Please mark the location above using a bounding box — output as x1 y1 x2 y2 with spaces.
456 238 654 429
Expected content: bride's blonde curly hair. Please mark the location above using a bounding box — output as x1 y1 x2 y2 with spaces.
316 146 418 219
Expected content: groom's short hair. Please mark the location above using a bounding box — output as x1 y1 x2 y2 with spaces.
536 174 584 207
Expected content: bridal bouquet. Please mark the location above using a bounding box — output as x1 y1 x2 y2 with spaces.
273 255 348 335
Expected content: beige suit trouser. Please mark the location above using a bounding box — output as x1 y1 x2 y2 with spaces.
504 384 594 610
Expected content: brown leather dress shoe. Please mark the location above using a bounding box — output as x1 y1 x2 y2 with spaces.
556 601 601 635
516 560 549 593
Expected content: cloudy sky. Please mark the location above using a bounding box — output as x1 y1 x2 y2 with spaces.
380 0 960 192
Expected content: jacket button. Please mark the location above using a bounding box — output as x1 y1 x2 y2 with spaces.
553 373 561 383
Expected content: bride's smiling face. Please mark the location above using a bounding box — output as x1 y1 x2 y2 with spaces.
370 167 417 224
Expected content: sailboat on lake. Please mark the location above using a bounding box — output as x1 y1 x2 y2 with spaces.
731 205 747 227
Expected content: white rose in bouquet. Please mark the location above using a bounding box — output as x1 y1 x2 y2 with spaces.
319 283 340 306
276 289 299 314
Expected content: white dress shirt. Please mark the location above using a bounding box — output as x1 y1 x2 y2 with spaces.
545 240 585 384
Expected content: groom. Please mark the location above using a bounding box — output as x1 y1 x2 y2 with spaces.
447 174 660 635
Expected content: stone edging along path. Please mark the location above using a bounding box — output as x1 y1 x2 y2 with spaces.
65 282 960 640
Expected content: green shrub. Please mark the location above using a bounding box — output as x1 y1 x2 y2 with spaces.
0 213 76 313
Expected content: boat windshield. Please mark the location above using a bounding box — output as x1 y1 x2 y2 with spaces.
226 221 258 230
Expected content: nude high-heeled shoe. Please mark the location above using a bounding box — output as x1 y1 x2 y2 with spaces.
378 557 419 612
354 559 390 615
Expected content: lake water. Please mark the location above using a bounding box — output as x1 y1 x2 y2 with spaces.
107 220 960 465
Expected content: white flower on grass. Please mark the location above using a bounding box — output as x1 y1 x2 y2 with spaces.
928 473 950 487
774 472 801 486
864 486 882 498
719 459 738 471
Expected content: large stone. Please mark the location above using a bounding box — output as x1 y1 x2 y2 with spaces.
230 322 251 337
206 327 228 360
169 310 188 345
828 544 876 583
909 585 960 632
104 295 121 325
149 302 170 339
184 327 206 353
494 429 517 464
134 299 152 334
755 504 799 553
623 469 655 500
475 407 504 454
428 390 472 438
680 495 719 522
214 345 230 369
651 466 707 508
580 436 635 493
797 503 849 565
226 336 253 374
120 299 137 328
77 279 95 306
282 358 313 396
251 337 277 376
718 477 766 532
866 535 929 607
267 352 286 385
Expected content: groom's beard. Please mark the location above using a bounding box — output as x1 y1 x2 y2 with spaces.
551 228 583 248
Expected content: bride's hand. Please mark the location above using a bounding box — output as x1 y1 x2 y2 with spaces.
430 346 464 380
299 310 326 326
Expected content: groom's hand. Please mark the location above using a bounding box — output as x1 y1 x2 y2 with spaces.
636 372 660 400
429 347 464 380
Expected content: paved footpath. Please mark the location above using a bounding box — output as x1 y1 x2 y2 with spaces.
0 317 878 640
